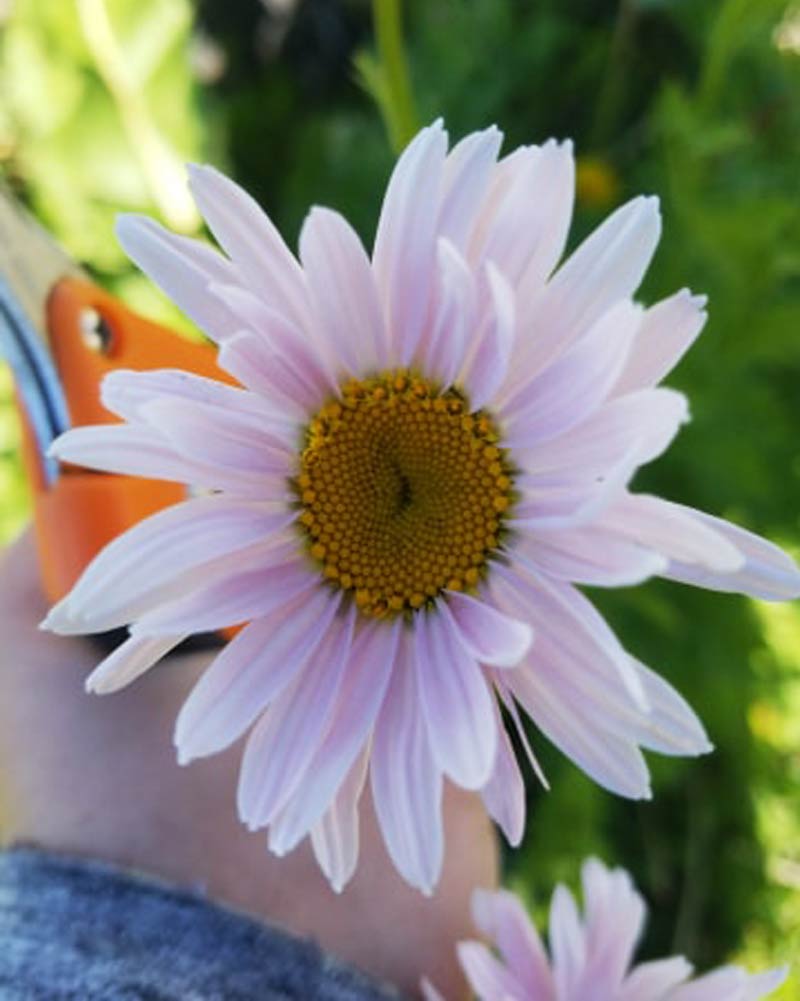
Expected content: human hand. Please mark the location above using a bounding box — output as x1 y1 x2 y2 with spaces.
0 528 498 997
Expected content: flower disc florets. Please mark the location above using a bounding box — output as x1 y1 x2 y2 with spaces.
294 370 514 618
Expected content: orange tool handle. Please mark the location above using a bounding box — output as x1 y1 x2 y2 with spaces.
20 277 232 604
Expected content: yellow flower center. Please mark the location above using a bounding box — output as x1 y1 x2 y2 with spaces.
294 371 514 619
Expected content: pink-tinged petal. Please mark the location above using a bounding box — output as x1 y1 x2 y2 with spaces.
115 215 237 342
416 612 498 790
548 885 587 999
509 667 653 798
420 239 476 388
510 446 637 532
618 957 694 1001
518 523 666 588
141 396 292 478
579 860 645 989
370 632 444 895
420 978 447 1001
495 569 710 765
187 164 310 331
479 140 575 289
372 121 448 364
480 721 525 847
461 264 516 411
445 591 532 668
456 941 528 1001
310 746 369 894
494 563 647 708
299 207 388 374
627 660 712 757
660 507 800 601
511 387 689 477
209 282 335 398
494 678 550 790
237 606 355 828
84 633 186 695
472 889 555 999
670 966 788 1001
599 494 745 573
173 589 341 764
512 195 661 382
615 289 707 395
42 499 294 635
133 547 315 635
100 367 285 426
439 126 504 250
51 407 291 500
502 301 641 443
492 584 653 796
514 140 575 292
739 968 790 1001
268 619 401 855
218 330 319 418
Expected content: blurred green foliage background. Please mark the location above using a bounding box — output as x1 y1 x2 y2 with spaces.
1 0 799 990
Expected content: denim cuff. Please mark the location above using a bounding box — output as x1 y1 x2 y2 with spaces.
0 846 403 1000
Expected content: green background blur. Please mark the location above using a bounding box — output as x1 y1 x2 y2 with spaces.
1 0 799 989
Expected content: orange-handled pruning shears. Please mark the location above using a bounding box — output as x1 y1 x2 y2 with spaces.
0 188 225 605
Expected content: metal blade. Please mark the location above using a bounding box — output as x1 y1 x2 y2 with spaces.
0 188 80 482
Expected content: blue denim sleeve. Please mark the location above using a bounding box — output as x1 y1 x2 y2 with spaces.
0 847 404 1000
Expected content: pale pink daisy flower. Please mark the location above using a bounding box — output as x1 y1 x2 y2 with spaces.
422 859 789 1001
44 121 800 894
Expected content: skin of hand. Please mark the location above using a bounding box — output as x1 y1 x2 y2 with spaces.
0 529 498 998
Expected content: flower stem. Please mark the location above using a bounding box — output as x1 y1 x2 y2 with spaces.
369 0 419 154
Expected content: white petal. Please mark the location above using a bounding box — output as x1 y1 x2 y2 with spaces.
518 524 667 588
511 195 661 382
209 282 335 399
445 591 532 668
310 746 369 894
502 301 642 443
141 396 292 477
372 121 448 364
370 631 444 894
511 387 689 477
471 888 555 998
43 499 294 635
85 633 186 695
237 605 355 828
670 965 788 1001
133 547 315 635
267 619 401 855
187 164 310 331
416 611 498 790
100 367 283 425
419 238 476 387
480 722 526 847
626 660 712 757
548 885 587 999
615 288 707 394
174 588 341 763
510 446 637 532
439 126 504 251
599 494 744 573
579 860 646 990
515 139 576 291
299 206 388 374
479 140 575 288
461 263 516 411
456 941 528 1001
619 957 694 1001
217 331 318 417
115 215 237 342
660 507 800 601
